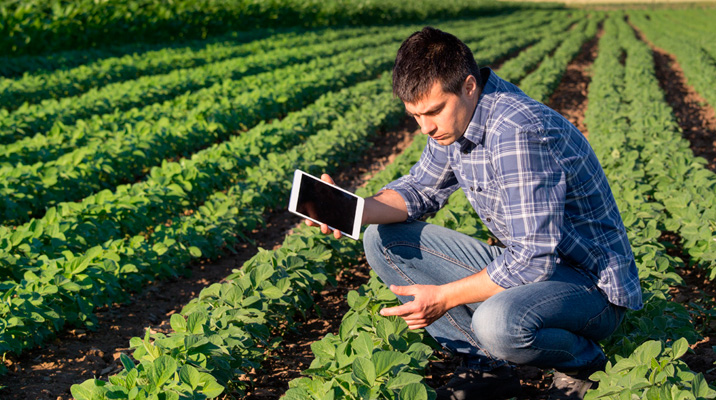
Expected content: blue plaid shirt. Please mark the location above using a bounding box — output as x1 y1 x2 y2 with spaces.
385 68 643 310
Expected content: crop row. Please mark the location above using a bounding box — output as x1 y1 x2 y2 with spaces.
0 45 397 225
0 27 406 144
582 15 712 398
0 77 391 282
616 14 716 280
519 16 599 103
0 14 574 227
68 75 413 398
0 75 401 358
0 25 381 111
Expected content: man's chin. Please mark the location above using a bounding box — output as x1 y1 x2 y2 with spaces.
431 136 456 146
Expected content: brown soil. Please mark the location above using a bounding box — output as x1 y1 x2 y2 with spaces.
632 24 716 172
545 26 601 138
0 118 419 400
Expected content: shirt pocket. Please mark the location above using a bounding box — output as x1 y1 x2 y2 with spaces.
474 177 501 212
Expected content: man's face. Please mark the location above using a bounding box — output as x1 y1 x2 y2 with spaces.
404 76 479 146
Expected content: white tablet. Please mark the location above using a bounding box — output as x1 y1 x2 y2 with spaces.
288 170 365 240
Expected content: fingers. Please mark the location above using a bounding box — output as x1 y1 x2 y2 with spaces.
321 173 335 185
380 302 417 318
388 284 415 297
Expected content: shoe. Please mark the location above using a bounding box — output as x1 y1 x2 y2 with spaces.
546 358 608 400
436 365 522 400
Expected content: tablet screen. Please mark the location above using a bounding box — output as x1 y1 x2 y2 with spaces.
295 173 358 235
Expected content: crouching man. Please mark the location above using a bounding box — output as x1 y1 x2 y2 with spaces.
310 27 642 400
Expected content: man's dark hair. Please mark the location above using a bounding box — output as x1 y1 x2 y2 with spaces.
392 27 481 103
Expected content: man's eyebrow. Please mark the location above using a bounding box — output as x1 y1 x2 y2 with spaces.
406 101 446 117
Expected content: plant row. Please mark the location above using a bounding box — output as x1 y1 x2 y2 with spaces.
614 14 716 280
67 79 418 398
0 27 406 144
0 77 391 282
0 45 398 226
0 0 536 56
582 15 713 399
0 15 572 227
1 11 530 110
497 17 579 84
0 25 380 111
519 15 600 103
0 76 395 353
0 76 406 359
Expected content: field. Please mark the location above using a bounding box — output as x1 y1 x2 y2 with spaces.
0 1 715 399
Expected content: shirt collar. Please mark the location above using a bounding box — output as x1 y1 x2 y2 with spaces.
457 67 499 150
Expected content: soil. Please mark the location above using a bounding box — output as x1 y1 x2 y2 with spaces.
0 117 419 400
545 27 601 139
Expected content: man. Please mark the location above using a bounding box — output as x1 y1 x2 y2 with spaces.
309 27 642 400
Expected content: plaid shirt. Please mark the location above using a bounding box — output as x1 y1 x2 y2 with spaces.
385 68 643 310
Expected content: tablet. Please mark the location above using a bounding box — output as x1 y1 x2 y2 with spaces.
288 170 365 240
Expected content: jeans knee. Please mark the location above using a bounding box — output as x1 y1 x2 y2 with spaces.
472 300 532 363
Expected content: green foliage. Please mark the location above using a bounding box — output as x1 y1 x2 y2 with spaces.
0 0 537 56
586 338 716 400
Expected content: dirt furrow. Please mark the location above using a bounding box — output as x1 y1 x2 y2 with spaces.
0 117 418 400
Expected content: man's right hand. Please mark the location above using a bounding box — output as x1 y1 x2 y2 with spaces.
304 173 343 239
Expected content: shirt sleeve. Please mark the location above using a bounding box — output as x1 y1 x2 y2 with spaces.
383 137 460 220
486 126 566 288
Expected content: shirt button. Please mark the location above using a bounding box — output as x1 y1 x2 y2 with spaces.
470 186 474 191
462 150 469 155
486 218 492 222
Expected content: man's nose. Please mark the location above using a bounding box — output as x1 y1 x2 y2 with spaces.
418 116 437 136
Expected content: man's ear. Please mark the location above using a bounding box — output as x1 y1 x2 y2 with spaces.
463 75 478 97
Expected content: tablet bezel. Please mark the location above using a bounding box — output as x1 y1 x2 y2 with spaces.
288 169 365 240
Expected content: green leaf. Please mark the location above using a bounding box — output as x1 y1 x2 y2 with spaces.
70 379 108 400
170 314 187 333
670 337 689 359
352 357 376 386
399 382 428 400
179 364 201 390
199 374 225 398
120 353 135 371
387 372 424 390
146 355 177 389
189 246 202 258
372 351 410 377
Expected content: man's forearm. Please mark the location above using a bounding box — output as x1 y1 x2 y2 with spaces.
440 269 505 309
363 189 409 225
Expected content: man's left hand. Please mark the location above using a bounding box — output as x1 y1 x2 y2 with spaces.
380 284 448 330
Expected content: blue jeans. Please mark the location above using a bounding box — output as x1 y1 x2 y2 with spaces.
363 221 625 371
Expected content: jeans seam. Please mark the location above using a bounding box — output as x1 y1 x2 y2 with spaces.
384 241 482 274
